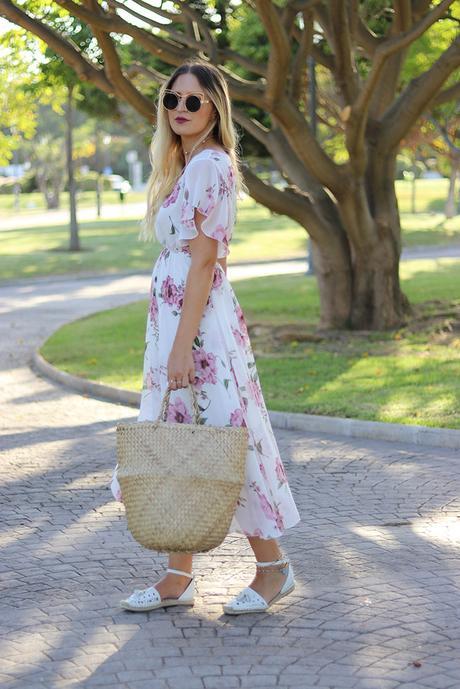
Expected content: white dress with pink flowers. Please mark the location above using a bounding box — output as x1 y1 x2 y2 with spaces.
110 148 301 540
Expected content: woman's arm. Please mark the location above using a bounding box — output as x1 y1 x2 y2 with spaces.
172 208 219 352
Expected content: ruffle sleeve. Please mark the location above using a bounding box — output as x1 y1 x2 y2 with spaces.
179 156 235 258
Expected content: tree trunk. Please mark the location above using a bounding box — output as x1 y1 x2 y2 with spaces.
65 84 80 251
310 153 414 331
445 157 459 219
35 171 61 209
95 120 102 218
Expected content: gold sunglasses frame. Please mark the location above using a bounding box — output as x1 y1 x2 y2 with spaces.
162 89 211 111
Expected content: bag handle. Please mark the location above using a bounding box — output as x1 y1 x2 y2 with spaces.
157 383 201 423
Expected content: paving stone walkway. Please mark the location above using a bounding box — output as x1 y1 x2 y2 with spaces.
1 272 459 689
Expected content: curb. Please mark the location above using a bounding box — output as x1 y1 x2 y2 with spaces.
31 350 460 451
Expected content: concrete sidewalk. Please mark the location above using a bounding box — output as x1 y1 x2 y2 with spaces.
1 271 460 689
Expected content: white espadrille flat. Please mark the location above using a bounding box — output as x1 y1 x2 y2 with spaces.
120 568 195 612
223 557 295 615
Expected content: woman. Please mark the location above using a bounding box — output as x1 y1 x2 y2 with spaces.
111 59 301 614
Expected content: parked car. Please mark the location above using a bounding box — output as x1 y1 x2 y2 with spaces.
108 174 132 192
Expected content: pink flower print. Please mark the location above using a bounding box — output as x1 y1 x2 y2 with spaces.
161 275 178 305
227 165 234 187
231 324 246 349
274 454 287 484
212 267 223 290
166 397 193 424
252 481 285 531
192 347 218 387
145 368 155 390
175 284 185 310
149 294 158 325
259 461 268 480
229 408 246 427
180 200 195 231
247 375 264 407
252 482 276 521
163 181 180 207
161 276 184 310
210 224 227 242
235 304 249 342
273 504 285 531
198 183 218 215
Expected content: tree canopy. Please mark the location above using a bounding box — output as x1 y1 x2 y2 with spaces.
1 0 459 331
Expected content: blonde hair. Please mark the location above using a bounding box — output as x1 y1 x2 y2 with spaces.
139 59 248 242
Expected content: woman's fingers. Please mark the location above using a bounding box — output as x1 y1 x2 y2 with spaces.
168 375 194 389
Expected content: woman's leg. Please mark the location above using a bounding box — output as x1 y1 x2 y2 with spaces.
153 552 194 598
246 536 290 601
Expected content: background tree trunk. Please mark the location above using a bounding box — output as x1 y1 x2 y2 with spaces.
65 84 80 251
445 157 459 219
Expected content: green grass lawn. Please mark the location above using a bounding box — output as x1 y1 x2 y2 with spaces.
0 189 146 214
40 256 460 429
1 188 460 282
0 177 451 215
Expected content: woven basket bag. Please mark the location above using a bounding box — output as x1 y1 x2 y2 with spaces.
116 383 249 553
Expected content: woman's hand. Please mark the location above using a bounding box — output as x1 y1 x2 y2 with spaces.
167 345 196 389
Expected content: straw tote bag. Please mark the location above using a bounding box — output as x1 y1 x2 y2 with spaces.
116 383 249 553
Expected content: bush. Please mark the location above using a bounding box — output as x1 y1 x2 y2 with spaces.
67 171 112 192
0 171 37 194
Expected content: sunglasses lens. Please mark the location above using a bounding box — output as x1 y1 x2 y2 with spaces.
163 92 178 110
186 95 201 112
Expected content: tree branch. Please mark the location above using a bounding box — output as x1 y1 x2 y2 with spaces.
121 0 182 23
432 81 460 107
346 0 456 165
82 0 153 121
429 115 460 155
110 0 267 78
290 9 312 104
355 0 455 118
220 48 267 78
382 34 460 149
241 163 329 239
126 62 170 88
231 107 270 145
55 0 191 64
254 0 291 106
329 0 360 103
174 0 218 63
0 0 113 94
271 95 345 193
288 0 321 11
356 17 383 58
108 0 215 60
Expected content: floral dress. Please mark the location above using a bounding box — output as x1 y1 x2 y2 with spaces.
110 148 301 540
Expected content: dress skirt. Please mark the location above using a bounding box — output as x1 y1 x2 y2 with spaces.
111 244 301 540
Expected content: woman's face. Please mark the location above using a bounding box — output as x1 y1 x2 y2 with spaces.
166 73 216 141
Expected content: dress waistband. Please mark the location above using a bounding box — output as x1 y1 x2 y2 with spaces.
160 245 192 257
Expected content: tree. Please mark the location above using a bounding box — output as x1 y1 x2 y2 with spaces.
0 29 40 166
1 0 459 330
429 105 460 218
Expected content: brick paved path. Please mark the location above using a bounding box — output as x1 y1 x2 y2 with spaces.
1 273 459 689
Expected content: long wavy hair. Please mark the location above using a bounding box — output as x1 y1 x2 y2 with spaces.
139 59 248 242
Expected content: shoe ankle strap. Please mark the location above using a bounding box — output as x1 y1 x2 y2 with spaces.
256 556 290 568
167 567 194 578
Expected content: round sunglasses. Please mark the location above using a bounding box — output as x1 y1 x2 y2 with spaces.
162 89 210 113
